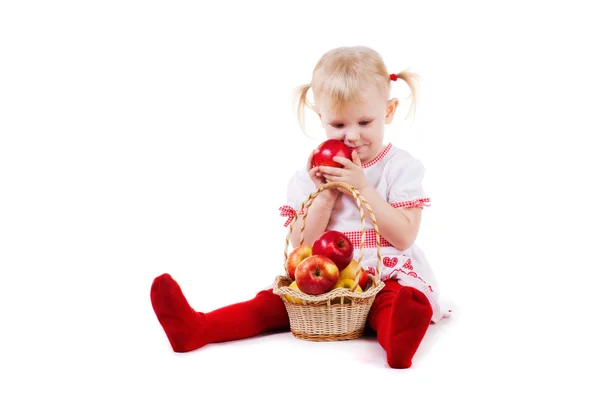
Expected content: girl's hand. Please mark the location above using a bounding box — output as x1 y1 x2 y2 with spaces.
307 150 339 203
318 150 369 191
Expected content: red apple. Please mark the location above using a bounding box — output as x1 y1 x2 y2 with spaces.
286 245 312 280
294 255 339 295
312 230 354 271
356 268 370 291
312 139 353 168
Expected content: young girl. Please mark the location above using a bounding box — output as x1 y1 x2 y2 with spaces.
150 46 450 369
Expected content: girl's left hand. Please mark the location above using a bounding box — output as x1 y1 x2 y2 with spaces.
318 150 369 191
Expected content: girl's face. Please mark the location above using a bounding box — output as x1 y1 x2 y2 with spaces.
316 85 399 164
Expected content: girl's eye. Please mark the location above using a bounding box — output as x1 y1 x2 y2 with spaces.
333 124 344 129
359 120 372 126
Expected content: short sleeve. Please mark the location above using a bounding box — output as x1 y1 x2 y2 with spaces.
286 170 315 210
387 156 431 209
279 170 316 227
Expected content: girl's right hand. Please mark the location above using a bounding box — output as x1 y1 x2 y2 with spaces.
307 150 339 203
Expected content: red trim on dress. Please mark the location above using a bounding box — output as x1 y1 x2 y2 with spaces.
342 229 393 248
279 206 296 227
361 143 392 169
385 266 434 293
364 256 433 293
279 206 305 227
390 198 431 209
280 197 430 229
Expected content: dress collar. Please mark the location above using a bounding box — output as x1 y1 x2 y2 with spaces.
362 143 392 168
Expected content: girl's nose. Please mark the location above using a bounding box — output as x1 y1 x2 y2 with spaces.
345 128 360 142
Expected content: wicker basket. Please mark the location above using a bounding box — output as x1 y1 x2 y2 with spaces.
272 181 385 341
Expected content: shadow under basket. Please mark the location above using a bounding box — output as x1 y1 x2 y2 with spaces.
272 181 385 342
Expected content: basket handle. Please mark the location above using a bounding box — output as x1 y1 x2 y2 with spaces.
283 181 382 290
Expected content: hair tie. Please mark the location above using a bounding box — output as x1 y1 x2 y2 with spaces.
390 73 398 81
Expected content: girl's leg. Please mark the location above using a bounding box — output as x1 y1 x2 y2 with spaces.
367 280 433 369
150 273 290 353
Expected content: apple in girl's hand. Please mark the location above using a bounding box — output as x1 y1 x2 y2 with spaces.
286 245 312 280
294 255 339 295
312 139 353 168
312 230 354 271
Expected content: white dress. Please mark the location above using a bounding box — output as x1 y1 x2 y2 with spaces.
279 143 451 323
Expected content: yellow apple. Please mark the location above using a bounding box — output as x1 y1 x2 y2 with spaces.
286 245 312 280
337 259 369 290
284 281 303 304
331 277 362 304
334 277 363 292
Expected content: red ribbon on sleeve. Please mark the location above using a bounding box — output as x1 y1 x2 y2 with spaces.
279 205 297 227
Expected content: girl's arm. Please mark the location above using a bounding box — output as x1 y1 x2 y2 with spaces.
289 194 337 248
289 150 340 248
319 151 423 251
355 185 422 251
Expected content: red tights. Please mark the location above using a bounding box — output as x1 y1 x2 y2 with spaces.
151 274 432 368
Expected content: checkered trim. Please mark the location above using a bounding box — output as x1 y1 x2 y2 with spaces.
391 198 431 208
279 199 428 229
342 229 394 248
361 143 392 168
279 205 305 227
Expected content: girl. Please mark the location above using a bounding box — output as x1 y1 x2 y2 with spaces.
150 46 449 369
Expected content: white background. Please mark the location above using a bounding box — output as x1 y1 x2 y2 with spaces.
1 0 599 398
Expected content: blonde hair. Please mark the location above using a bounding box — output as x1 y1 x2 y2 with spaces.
295 46 419 134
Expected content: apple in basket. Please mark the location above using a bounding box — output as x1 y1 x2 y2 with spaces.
286 245 312 280
294 255 339 295
337 259 370 291
312 230 354 271
285 281 303 304
312 139 353 168
334 278 364 292
331 277 363 304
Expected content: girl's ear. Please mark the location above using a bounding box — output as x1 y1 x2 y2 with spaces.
385 98 399 124
313 106 321 118
313 106 324 125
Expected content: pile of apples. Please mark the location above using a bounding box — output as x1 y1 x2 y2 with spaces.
285 230 371 303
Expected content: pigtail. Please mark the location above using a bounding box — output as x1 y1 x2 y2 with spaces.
294 83 312 135
394 70 420 122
